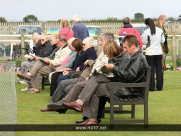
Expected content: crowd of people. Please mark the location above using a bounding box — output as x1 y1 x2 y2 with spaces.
16 14 169 125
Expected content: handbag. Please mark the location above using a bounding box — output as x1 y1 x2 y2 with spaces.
145 35 151 55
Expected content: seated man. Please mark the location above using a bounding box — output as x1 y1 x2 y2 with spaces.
63 34 148 125
17 34 71 93
19 33 55 87
49 37 77 96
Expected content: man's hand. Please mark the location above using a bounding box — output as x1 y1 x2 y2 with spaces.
63 70 69 76
55 67 61 71
84 60 88 66
85 77 89 81
104 64 114 70
76 67 80 71
29 56 35 60
43 58 50 64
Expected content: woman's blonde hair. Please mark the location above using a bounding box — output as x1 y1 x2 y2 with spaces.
103 40 123 57
60 18 70 28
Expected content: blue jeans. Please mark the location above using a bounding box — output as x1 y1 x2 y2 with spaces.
57 74 71 86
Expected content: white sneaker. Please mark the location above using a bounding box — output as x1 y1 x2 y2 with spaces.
21 87 33 91
19 80 29 85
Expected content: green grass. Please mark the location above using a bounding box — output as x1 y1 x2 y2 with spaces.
13 71 181 135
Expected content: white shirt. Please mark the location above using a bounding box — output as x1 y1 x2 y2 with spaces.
142 27 165 55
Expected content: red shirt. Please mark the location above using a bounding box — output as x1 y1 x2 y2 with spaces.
118 28 143 49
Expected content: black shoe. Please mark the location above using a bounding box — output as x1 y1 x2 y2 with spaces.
76 117 88 124
56 109 67 114
47 101 66 110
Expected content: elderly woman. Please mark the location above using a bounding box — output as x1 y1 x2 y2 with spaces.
59 18 74 41
56 37 97 84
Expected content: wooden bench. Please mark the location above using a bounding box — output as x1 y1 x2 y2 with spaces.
104 66 151 128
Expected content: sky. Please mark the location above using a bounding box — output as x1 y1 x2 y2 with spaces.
0 0 181 22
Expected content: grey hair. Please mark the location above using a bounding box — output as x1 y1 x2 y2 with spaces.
41 33 47 39
73 15 81 22
68 37 76 45
32 32 40 39
83 37 94 47
158 14 167 20
101 32 115 41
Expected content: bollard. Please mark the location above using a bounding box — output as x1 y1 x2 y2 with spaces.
21 31 25 61
171 24 177 70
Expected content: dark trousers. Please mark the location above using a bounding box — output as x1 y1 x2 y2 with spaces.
57 74 71 85
146 55 163 91
50 72 62 96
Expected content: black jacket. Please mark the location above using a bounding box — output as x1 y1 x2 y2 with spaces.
112 50 148 98
38 40 53 57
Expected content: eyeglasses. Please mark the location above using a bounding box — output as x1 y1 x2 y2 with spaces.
41 39 45 41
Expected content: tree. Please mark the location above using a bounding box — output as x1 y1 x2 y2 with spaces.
106 17 118 21
23 15 38 23
179 15 181 17
168 17 175 21
134 13 144 20
0 17 7 23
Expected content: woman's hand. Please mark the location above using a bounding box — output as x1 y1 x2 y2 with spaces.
34 56 39 61
63 70 69 76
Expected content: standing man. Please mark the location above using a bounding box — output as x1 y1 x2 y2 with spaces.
118 17 143 49
72 15 89 40
154 15 169 69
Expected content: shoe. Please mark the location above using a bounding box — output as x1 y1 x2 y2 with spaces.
78 119 98 125
63 101 83 112
40 108 52 112
21 87 33 91
56 109 67 114
19 80 29 85
76 118 101 124
47 101 67 110
17 73 31 81
27 90 40 94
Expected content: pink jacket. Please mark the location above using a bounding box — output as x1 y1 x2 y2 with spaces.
59 27 74 41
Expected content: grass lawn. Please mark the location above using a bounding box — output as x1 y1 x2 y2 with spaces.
12 71 181 136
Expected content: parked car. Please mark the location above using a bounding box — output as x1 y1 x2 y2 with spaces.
14 25 43 35
132 24 147 35
132 24 147 53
